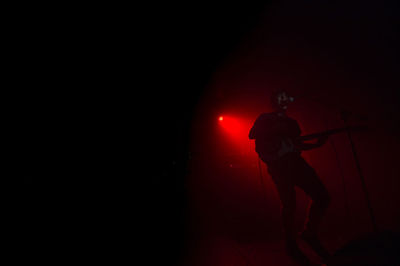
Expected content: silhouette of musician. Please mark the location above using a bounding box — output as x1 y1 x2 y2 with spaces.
249 90 331 265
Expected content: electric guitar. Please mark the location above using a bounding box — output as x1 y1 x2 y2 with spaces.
265 125 368 162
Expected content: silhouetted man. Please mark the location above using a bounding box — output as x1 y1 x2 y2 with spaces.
249 90 331 265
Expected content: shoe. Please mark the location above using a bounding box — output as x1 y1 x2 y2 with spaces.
285 241 312 266
299 230 331 262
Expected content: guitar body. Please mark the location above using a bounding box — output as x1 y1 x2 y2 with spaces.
258 137 299 163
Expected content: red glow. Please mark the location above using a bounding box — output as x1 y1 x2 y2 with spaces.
218 115 255 155
218 116 244 139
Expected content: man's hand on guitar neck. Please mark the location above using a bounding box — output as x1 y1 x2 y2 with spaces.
316 135 329 147
296 135 329 151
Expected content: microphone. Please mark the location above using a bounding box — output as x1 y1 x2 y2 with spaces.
289 96 295 102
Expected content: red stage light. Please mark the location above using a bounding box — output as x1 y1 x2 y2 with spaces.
217 115 256 155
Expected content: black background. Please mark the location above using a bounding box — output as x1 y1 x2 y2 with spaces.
11 2 268 264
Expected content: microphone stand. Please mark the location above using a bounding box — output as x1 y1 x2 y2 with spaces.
340 110 379 233
298 93 378 233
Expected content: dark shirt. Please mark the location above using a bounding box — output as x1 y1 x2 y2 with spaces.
249 112 302 163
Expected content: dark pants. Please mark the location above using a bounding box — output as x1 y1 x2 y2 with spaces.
264 153 331 241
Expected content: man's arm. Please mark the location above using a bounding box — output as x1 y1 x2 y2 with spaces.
249 125 256 139
296 135 329 151
297 142 320 151
249 115 267 139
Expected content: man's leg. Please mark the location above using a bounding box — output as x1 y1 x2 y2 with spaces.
295 168 330 235
275 182 297 242
294 159 331 260
273 179 311 265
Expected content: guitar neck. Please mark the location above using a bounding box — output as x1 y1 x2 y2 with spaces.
299 126 367 141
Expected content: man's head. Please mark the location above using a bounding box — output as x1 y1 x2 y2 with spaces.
270 90 294 111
